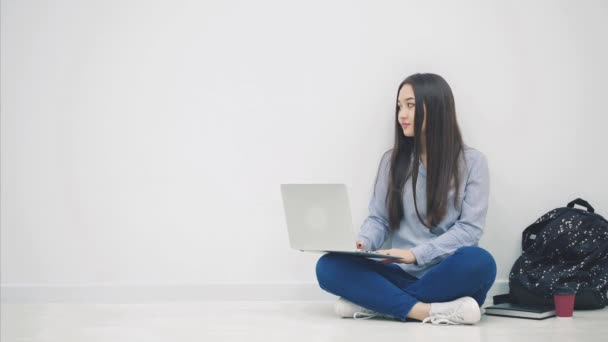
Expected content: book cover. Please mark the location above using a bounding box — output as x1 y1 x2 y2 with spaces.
484 303 556 320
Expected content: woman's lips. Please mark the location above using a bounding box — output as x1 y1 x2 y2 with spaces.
401 124 410 128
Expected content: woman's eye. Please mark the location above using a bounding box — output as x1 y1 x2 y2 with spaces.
407 103 415 108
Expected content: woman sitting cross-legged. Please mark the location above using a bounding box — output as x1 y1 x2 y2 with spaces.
316 73 497 325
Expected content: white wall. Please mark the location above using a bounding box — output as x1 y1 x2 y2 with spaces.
2 0 607 302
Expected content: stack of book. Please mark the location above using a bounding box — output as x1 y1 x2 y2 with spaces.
484 303 556 320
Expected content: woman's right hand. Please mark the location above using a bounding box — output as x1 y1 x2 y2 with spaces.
356 240 365 250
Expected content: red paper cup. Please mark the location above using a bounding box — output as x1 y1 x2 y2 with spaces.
553 293 575 317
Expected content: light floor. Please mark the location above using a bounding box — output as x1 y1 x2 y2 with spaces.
2 301 607 342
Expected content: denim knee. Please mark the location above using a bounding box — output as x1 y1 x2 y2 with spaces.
315 253 352 290
455 246 497 282
316 253 338 286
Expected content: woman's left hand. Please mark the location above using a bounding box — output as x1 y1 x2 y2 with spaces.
375 249 417 265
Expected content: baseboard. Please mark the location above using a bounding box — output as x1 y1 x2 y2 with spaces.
0 282 336 303
1 279 508 306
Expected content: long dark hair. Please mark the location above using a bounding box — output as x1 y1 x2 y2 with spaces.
382 73 466 232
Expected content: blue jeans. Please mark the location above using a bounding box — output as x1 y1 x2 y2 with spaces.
315 246 497 322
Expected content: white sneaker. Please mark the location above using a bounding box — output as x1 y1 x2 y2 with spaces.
334 297 394 320
422 296 481 325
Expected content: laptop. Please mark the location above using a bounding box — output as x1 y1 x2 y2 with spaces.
280 183 400 260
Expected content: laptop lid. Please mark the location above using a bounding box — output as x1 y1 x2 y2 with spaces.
280 183 356 252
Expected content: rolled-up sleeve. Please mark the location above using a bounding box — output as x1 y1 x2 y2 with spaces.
356 151 392 251
410 153 490 266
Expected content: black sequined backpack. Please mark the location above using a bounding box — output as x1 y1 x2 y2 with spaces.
495 198 608 309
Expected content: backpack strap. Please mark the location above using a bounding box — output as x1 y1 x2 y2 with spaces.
567 198 595 213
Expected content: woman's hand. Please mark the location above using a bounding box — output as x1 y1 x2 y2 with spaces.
355 240 365 250
375 248 417 265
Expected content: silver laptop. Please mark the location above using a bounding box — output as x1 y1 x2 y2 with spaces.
280 183 400 260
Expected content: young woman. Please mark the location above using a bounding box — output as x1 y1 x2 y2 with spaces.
315 73 496 325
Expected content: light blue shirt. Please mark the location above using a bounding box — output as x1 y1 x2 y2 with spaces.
356 144 490 278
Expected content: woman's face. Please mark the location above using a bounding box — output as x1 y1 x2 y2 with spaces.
397 83 426 138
